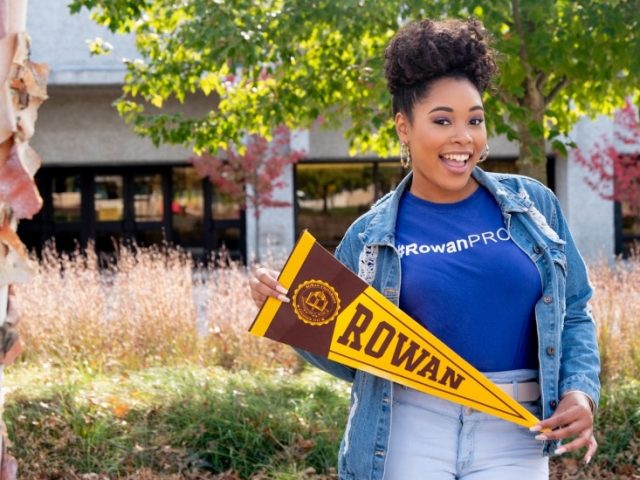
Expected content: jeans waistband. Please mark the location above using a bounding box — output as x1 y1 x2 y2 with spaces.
482 368 539 384
394 368 540 417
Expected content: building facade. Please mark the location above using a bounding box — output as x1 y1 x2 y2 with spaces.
19 0 637 264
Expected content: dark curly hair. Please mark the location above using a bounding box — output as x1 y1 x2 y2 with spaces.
384 18 497 120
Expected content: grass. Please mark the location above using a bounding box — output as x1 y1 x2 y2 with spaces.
4 364 348 479
4 243 640 478
4 363 639 479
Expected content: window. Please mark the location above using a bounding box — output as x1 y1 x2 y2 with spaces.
617 201 640 256
296 160 403 250
52 174 81 222
212 192 241 220
95 175 124 221
172 167 205 255
134 174 164 222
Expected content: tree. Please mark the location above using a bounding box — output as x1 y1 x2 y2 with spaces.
0 1 49 478
68 0 640 183
191 125 304 262
573 99 640 214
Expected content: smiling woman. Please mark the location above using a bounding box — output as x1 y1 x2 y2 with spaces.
250 17 600 480
395 77 487 202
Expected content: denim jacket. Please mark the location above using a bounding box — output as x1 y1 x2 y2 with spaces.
297 167 601 480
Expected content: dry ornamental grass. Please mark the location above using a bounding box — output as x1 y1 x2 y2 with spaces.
589 254 640 381
14 242 299 372
14 242 640 382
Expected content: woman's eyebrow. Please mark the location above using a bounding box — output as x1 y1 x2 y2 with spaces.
428 106 453 113
428 105 484 114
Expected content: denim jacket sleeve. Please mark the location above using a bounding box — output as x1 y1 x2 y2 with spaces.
293 232 361 383
552 195 601 409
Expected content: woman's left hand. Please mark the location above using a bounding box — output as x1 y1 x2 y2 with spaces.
531 391 597 464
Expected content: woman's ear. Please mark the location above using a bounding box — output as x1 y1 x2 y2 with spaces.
395 111 410 144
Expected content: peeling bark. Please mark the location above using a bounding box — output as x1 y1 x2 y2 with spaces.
0 1 48 478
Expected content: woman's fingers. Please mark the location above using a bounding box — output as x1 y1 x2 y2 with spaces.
584 435 598 464
249 267 289 308
531 392 597 464
552 429 592 455
534 409 590 441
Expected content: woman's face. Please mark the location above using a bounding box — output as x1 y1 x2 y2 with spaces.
396 76 487 203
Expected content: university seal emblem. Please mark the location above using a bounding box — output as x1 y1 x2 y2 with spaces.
292 280 341 326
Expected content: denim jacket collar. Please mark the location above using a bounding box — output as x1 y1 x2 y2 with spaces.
359 167 533 247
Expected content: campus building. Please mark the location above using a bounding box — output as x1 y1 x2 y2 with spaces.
19 0 639 263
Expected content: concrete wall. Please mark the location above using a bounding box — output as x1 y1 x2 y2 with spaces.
555 116 615 261
27 0 137 85
31 86 214 166
245 165 296 263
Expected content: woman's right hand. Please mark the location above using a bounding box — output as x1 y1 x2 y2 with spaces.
249 267 290 309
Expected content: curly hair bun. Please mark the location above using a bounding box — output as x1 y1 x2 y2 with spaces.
384 18 497 96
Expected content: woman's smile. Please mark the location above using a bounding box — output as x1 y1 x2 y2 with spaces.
439 151 474 174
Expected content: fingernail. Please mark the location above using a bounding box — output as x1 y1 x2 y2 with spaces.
534 434 548 441
554 447 566 455
585 456 592 465
276 285 288 295
277 294 290 303
529 425 542 432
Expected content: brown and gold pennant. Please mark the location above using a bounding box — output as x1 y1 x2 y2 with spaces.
249 231 540 428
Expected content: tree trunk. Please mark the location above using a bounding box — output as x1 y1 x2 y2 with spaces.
515 71 548 185
516 121 548 184
510 0 550 186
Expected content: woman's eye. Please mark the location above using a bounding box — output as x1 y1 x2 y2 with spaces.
434 118 451 125
470 118 484 126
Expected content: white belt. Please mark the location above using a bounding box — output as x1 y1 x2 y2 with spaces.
496 381 540 402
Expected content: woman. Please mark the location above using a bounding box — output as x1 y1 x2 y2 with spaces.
250 18 599 480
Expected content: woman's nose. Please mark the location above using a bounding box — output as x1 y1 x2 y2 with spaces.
450 128 472 144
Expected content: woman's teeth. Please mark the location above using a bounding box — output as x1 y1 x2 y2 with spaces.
441 153 471 163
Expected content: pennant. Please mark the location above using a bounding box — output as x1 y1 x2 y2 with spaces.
249 231 541 428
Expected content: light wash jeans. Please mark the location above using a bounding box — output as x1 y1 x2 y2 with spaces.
383 369 549 480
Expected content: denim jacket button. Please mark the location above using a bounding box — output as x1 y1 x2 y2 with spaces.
546 346 555 356
533 245 542 254
543 295 553 304
549 400 558 409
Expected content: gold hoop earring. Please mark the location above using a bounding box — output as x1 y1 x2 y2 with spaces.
400 142 411 169
478 144 490 163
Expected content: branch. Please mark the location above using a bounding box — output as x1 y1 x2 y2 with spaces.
495 88 519 107
544 76 570 105
535 70 548 92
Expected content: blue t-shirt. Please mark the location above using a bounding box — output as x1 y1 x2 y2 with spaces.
395 186 541 372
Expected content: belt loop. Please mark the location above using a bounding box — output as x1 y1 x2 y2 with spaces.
513 380 519 402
